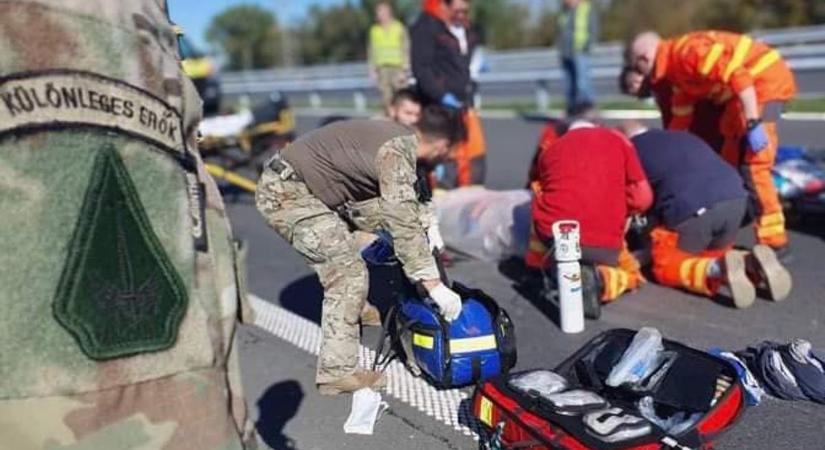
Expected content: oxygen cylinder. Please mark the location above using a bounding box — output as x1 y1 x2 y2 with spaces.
552 220 584 334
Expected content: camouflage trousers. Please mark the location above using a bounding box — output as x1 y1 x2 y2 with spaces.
256 165 368 384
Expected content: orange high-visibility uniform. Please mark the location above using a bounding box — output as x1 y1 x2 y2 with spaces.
653 31 797 248
650 227 728 296
455 108 487 186
598 244 645 302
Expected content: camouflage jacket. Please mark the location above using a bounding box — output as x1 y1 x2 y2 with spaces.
344 134 440 282
0 1 255 448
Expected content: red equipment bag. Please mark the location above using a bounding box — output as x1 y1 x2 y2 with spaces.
471 329 747 450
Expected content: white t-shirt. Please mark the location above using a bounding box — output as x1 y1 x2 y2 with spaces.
448 24 468 55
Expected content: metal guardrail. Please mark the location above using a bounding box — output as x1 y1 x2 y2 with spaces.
220 25 825 109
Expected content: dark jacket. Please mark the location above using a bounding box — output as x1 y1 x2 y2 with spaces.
631 129 747 228
410 12 475 104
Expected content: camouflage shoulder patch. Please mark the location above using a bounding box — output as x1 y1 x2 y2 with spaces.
54 145 188 360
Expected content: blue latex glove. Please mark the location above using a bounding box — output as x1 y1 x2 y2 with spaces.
747 122 769 152
440 92 463 109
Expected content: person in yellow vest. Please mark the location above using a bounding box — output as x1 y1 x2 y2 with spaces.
557 0 598 115
369 2 411 114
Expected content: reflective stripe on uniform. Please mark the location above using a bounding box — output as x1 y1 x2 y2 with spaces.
758 211 785 227
701 43 725 76
615 270 629 296
449 335 497 354
757 224 785 239
679 258 699 290
692 258 711 293
749 50 781 77
679 257 712 293
675 35 691 51
723 35 753 81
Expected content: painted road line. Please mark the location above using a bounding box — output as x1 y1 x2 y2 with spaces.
249 294 486 440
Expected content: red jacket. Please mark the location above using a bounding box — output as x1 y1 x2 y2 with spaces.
532 123 651 250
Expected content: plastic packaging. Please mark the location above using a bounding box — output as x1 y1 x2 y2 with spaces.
543 390 608 414
508 370 568 397
433 187 532 261
343 388 389 435
709 347 765 406
583 407 652 443
606 327 665 387
637 396 702 436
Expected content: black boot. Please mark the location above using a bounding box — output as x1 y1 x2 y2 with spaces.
580 265 602 320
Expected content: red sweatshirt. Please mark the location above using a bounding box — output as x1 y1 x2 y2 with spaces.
532 123 652 250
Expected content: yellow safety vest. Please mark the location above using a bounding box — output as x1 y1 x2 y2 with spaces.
559 1 592 52
370 20 405 68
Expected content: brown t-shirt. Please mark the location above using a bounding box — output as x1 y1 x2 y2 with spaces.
282 119 415 208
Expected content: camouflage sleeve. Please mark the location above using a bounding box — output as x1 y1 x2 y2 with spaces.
376 135 440 281
419 200 436 230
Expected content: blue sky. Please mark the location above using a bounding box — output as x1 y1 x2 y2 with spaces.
169 0 345 51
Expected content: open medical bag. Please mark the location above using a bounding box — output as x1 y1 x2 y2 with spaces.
363 236 517 388
472 329 747 449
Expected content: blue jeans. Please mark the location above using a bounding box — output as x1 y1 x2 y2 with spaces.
561 54 595 112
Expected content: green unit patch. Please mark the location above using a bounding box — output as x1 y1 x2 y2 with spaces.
54 145 188 360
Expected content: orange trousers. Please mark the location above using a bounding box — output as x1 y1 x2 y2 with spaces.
719 112 786 248
650 227 729 296
455 108 487 186
598 245 645 302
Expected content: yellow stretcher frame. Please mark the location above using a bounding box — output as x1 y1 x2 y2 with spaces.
205 164 257 193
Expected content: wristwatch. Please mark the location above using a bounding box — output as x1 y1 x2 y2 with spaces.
746 118 762 130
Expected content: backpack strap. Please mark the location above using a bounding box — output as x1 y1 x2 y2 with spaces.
372 304 420 372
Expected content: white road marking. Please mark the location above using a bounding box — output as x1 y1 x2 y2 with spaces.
249 294 485 440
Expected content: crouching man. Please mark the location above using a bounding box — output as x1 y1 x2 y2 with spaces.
625 124 792 308
532 120 653 318
256 106 464 395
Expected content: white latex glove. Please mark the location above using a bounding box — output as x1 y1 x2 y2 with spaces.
427 220 445 254
429 283 462 322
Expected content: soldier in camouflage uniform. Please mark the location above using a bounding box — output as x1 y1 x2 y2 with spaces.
0 1 256 448
256 106 464 394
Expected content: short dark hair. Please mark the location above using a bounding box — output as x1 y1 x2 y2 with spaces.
390 88 421 107
417 105 466 146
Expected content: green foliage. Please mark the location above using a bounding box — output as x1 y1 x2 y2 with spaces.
207 0 825 68
295 3 370 65
601 0 825 42
471 0 558 49
205 5 280 70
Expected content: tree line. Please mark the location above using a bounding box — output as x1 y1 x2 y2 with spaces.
205 0 825 71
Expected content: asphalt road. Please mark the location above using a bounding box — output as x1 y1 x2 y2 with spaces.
234 115 825 450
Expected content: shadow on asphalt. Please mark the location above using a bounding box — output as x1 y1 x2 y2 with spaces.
256 380 304 450
279 275 323 324
787 214 825 241
276 263 413 327
497 257 561 327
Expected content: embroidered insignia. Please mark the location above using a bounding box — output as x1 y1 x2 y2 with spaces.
53 145 187 360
